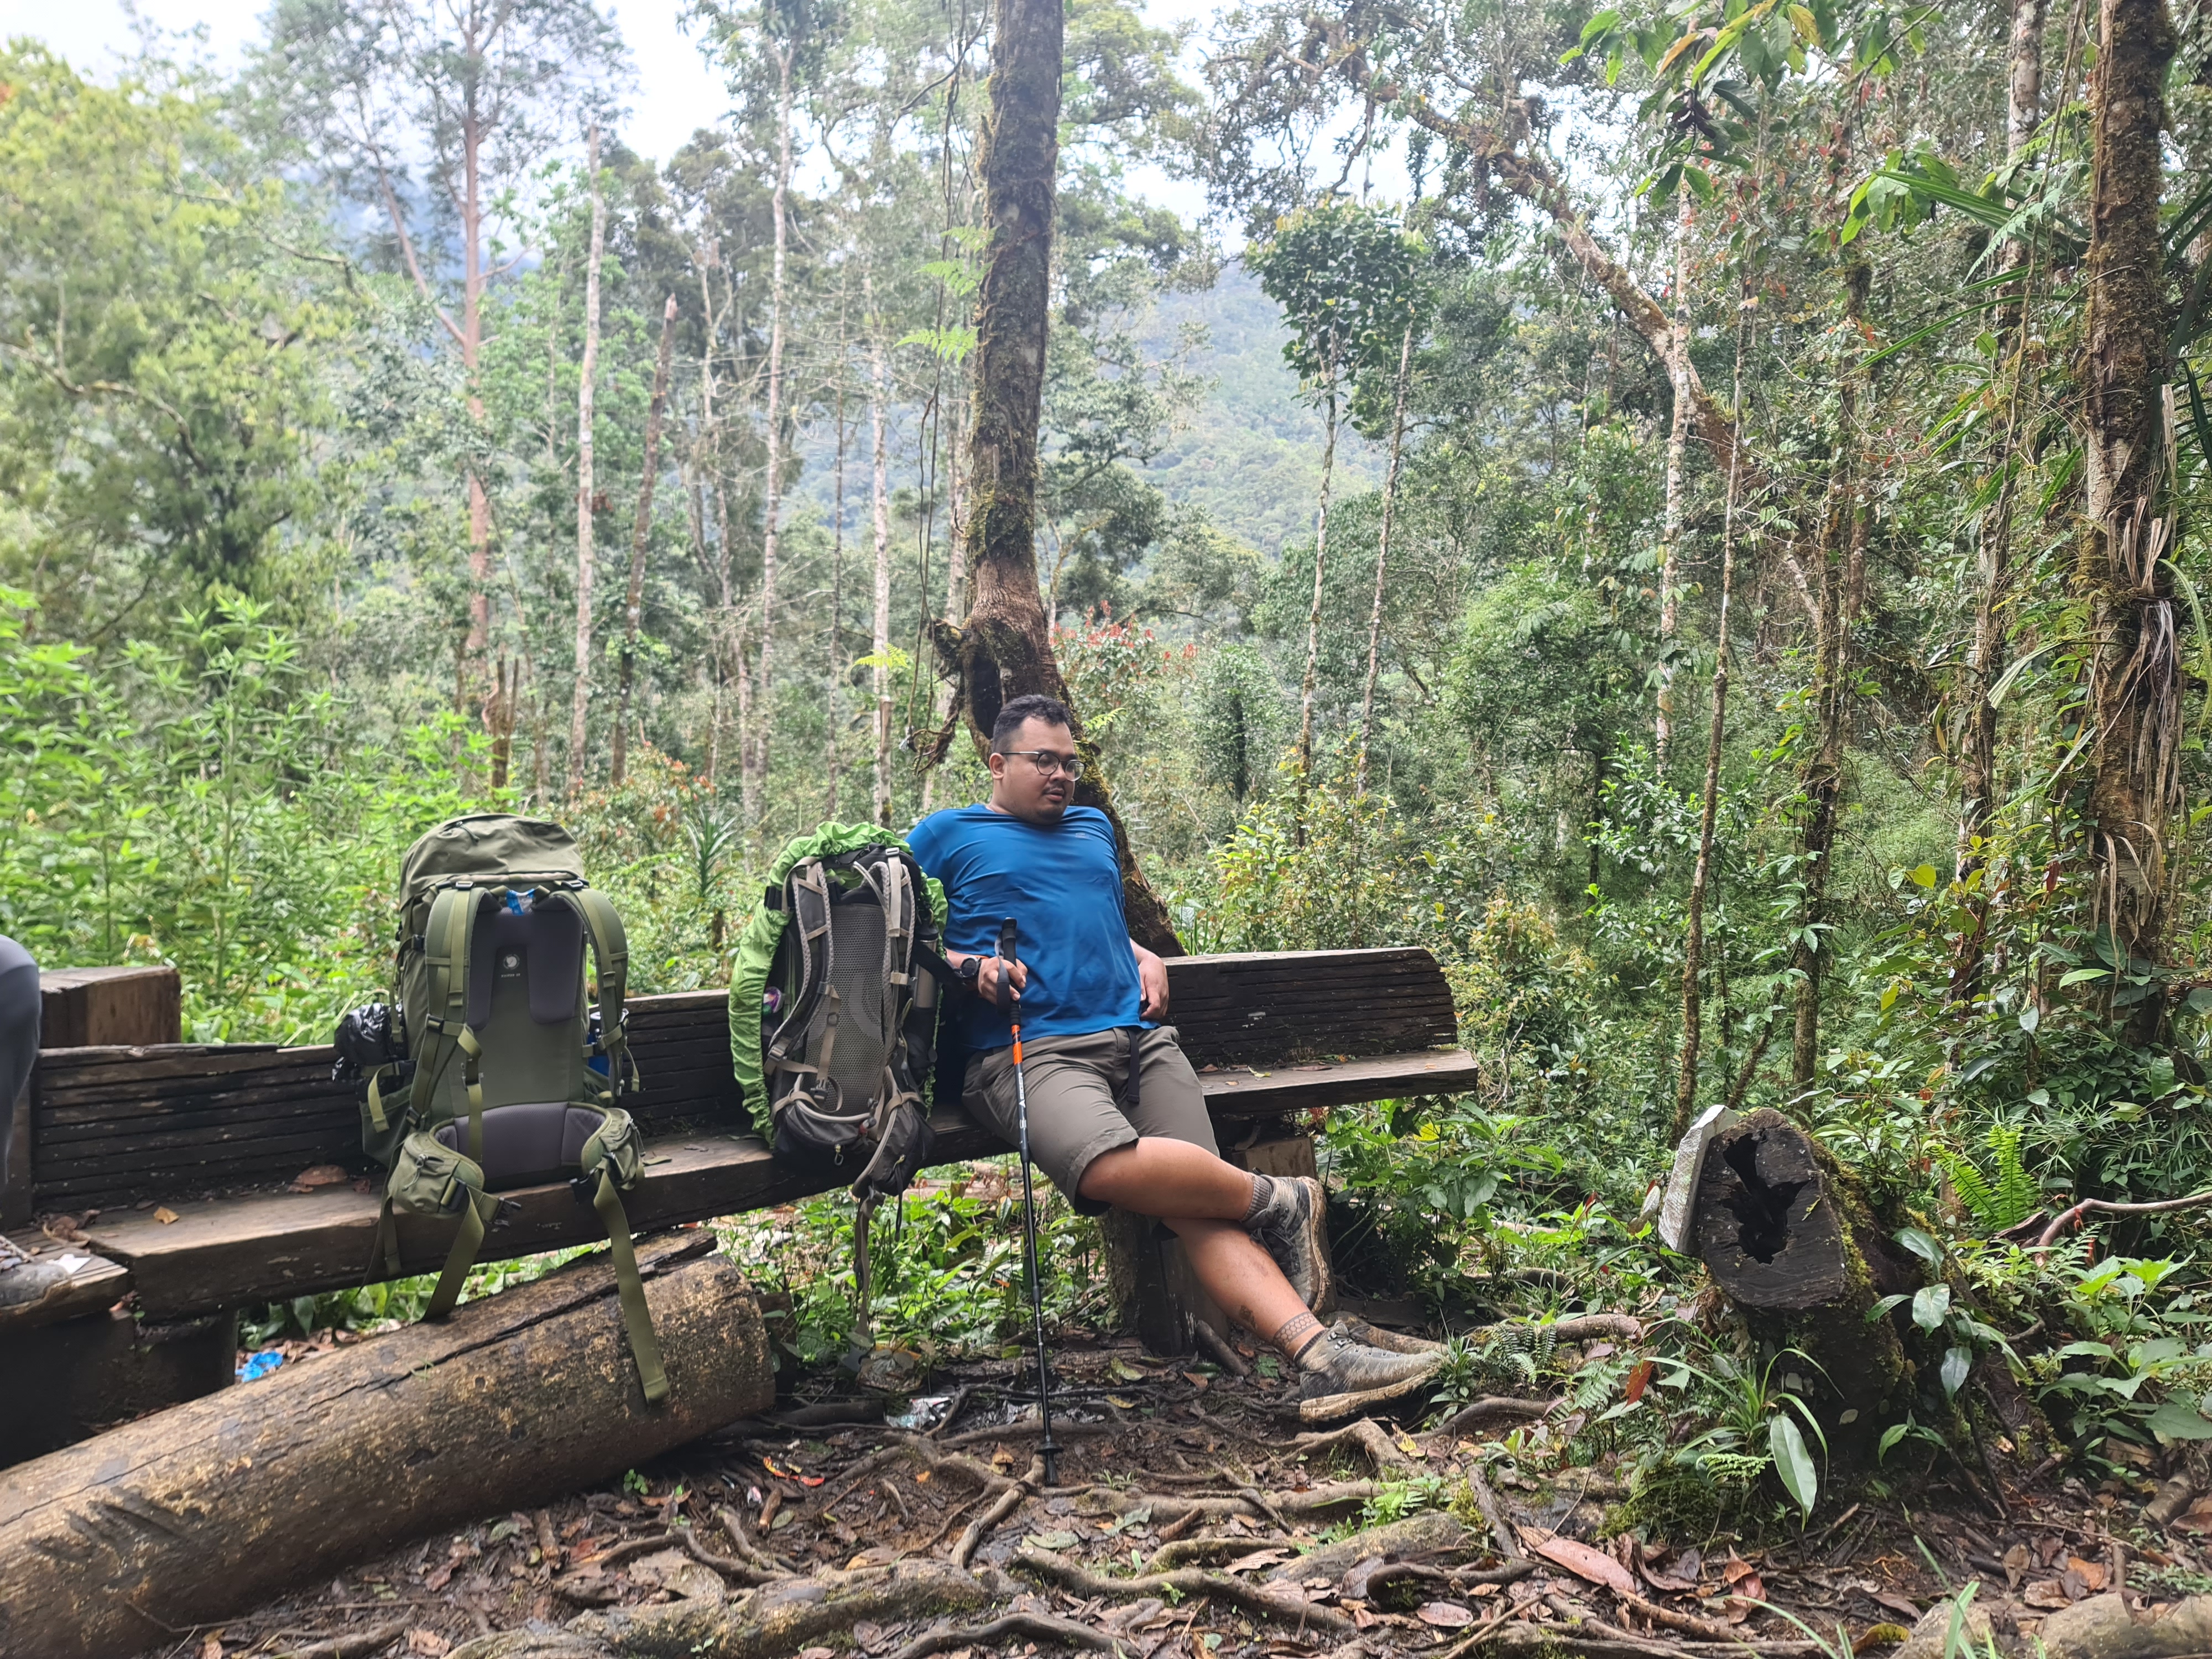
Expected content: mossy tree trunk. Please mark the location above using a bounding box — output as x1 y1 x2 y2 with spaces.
930 0 1181 953
2081 0 2179 1044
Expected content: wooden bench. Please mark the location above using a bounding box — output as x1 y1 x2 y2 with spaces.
4 950 1474 1452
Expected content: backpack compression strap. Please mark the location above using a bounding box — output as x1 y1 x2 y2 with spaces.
587 1164 668 1403
421 1186 498 1320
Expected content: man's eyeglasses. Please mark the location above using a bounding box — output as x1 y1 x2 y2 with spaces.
1003 748 1086 780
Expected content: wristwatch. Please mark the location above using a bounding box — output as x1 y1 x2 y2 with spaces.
956 955 983 986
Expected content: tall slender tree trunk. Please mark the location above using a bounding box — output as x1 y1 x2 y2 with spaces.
1791 262 1870 1089
2082 0 2179 1043
612 294 679 787
1672 291 1752 1141
1656 194 1692 773
746 44 796 831
566 125 607 796
695 251 734 792
489 655 516 790
867 278 895 829
461 96 493 693
937 0 1181 952
1952 0 2047 999
1296 385 1340 787
1357 324 1413 796
827 335 849 821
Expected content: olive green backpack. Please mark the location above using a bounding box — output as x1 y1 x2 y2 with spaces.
349 813 665 1404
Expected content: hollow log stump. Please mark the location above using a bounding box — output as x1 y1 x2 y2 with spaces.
0 1233 772 1659
1693 1109 1914 1455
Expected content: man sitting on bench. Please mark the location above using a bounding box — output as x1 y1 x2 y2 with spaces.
909 693 1443 1418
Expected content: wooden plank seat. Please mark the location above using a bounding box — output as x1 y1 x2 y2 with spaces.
24 948 1476 1323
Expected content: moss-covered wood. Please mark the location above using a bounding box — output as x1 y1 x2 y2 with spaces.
927 0 1182 954
1694 1109 1914 1460
2081 0 2179 1042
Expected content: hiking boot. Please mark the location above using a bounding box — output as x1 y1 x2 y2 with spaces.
1297 1329 1446 1423
0 1241 72 1311
1331 1314 1446 1355
1249 1174 1332 1310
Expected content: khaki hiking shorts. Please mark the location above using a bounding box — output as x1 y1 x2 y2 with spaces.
963 1025 1217 1213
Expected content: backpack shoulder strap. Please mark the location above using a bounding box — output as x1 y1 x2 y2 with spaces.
415 883 489 1148
764 859 834 1078
570 884 634 1098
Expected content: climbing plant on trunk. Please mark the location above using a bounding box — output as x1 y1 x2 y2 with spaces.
2080 0 2179 1044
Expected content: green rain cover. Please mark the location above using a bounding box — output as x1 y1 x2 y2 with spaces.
728 822 947 1136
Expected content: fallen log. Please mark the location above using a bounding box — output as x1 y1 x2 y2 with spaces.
0 1233 772 1659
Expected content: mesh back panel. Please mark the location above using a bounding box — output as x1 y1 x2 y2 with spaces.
820 902 891 1108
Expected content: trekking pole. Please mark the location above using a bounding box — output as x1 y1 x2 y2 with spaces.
998 916 1062 1484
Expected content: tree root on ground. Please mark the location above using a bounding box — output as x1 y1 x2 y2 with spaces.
274 1623 412 1659
1015 1542 1357 1636
711 1505 789 1578
566 1557 994 1658
679 1526 779 1588
1072 1477 1383 1528
1426 1397 1556 1439
1293 1417 1420 1473
886 1609 1123 1659
1145 1532 1292 1571
952 1454 1044 1569
1529 1592 1825 1658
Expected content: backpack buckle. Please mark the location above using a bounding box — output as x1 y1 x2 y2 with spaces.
570 1173 599 1206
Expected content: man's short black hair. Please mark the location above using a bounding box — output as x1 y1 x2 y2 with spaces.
990 693 1073 753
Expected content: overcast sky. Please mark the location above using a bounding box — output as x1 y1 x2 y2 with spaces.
4 0 1256 217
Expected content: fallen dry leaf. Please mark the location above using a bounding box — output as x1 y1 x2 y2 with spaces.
1418 1601 1476 1628
1227 1548 1291 1574
1525 1529 1639 1597
288 1163 350 1191
153 1207 179 1225
1341 1556 1387 1600
2003 1543 2031 1589
2023 1580 2072 1610
2068 1556 2109 1593
1865 1588 1921 1622
200 1637 223 1659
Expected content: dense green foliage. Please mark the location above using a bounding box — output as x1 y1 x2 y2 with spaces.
14 0 2212 1519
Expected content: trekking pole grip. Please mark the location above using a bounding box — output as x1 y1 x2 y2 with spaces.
997 917 1019 1012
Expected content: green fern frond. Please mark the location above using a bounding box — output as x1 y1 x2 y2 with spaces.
1940 1124 2039 1230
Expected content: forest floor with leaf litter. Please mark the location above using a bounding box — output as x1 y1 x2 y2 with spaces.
155 1282 2212 1659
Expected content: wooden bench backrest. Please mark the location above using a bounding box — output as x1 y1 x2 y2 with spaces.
29 947 1457 1215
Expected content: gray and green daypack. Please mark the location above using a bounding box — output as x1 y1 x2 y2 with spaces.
729 824 948 1346
342 813 666 1404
